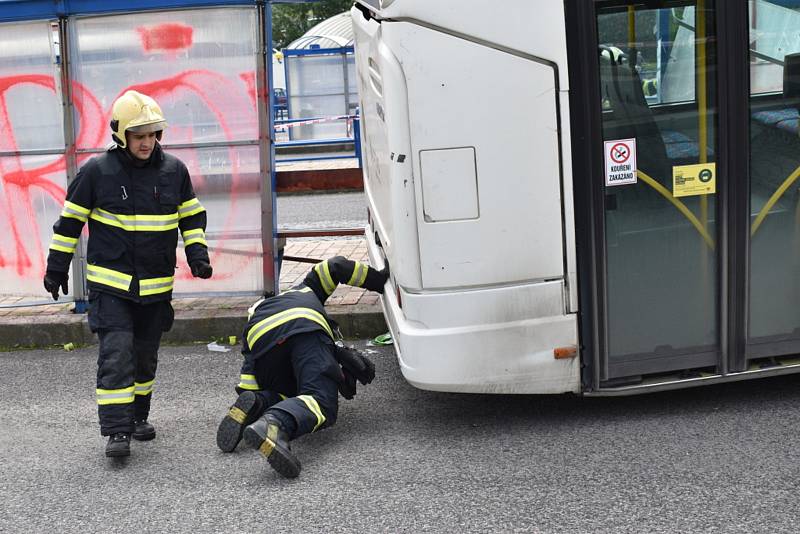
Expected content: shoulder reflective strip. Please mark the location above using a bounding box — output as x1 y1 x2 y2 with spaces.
314 260 335 295
87 265 132 291
297 394 325 431
90 208 179 232
134 379 155 396
49 233 79 253
238 374 259 390
247 307 333 349
62 201 89 222
139 276 174 296
281 287 312 295
181 228 207 247
96 386 135 405
247 299 265 320
178 198 205 219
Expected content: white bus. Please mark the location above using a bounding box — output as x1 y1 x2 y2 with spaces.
351 0 800 395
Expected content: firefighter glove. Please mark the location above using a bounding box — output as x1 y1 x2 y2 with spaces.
43 270 69 301
338 368 357 400
334 345 376 385
190 260 213 279
365 264 390 294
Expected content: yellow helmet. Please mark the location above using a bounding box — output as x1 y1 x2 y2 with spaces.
110 90 168 148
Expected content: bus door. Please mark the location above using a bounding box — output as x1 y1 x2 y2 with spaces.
568 0 800 389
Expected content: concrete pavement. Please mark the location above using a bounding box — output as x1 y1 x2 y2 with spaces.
0 237 387 350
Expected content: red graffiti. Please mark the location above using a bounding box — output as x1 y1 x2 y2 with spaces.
239 72 258 109
0 75 103 275
136 23 194 54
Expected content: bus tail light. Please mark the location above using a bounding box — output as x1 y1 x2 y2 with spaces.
554 346 577 360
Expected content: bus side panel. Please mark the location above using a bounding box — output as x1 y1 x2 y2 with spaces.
383 22 564 289
352 8 423 288
363 0 571 90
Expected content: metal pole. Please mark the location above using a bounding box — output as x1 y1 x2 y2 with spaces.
59 17 88 313
342 49 351 118
257 3 277 296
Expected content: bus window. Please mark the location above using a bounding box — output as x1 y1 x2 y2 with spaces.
748 0 800 350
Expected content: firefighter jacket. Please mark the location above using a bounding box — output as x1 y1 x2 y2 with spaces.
236 256 388 390
46 144 209 304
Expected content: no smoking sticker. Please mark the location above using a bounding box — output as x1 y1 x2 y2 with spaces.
604 138 637 186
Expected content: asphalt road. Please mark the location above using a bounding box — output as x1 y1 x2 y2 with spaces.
2 342 800 533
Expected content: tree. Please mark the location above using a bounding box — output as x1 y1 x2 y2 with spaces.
272 0 355 50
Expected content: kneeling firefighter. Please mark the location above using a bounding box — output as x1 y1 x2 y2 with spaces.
44 90 213 458
216 256 389 478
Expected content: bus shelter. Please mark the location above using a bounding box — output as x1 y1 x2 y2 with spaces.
0 0 308 304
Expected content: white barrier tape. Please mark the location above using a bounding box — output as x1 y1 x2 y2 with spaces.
275 115 353 132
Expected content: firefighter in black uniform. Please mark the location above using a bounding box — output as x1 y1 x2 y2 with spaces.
44 90 212 458
216 256 389 478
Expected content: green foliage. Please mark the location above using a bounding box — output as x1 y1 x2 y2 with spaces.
272 0 355 50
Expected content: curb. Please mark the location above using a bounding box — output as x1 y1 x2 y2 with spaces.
0 305 387 350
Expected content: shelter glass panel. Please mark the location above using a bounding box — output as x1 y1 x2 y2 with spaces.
70 8 259 149
72 144 264 294
0 155 67 296
286 50 352 140
168 146 264 295
0 21 64 151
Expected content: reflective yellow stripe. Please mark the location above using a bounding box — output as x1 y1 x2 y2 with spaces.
61 201 89 222
87 265 132 291
356 262 369 287
96 386 135 405
140 276 174 296
246 307 333 349
178 198 205 219
297 394 326 431
182 228 207 247
229 406 248 424
314 260 335 295
49 233 78 254
134 379 155 396
281 287 312 295
238 374 259 391
90 208 179 232
247 299 265 321
347 261 369 287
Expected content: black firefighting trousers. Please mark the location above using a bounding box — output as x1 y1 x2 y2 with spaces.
88 291 174 436
242 331 341 439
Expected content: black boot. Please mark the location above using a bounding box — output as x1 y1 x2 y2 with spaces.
216 391 263 452
243 414 301 478
133 420 156 441
105 432 131 457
